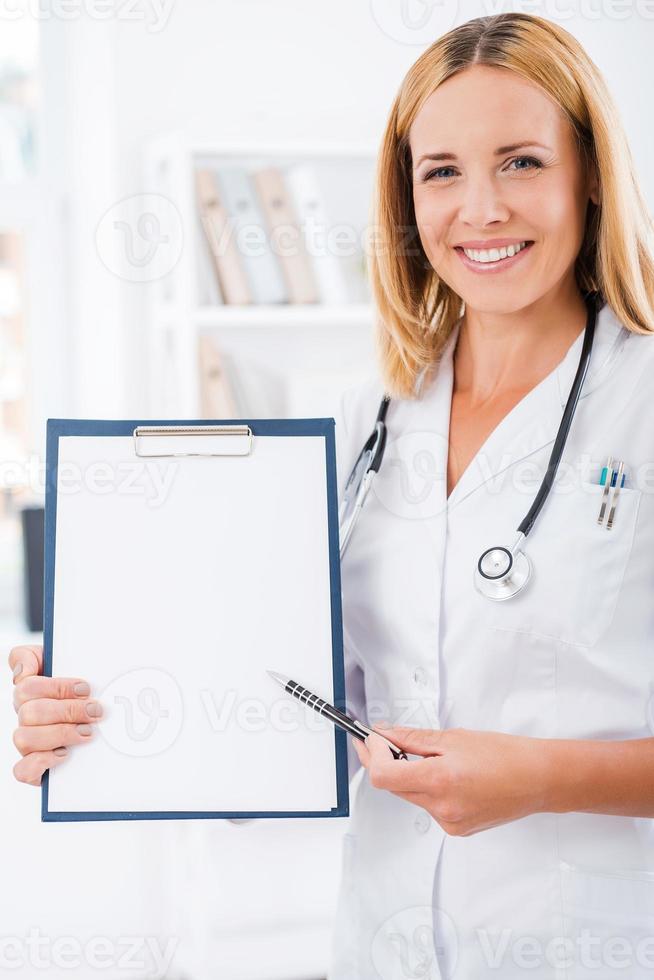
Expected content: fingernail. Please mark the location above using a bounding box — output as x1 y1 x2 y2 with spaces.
74 682 90 696
86 701 102 718
53 747 68 757
76 724 93 736
12 664 22 679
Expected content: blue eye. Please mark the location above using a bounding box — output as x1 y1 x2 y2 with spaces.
508 155 543 172
423 166 456 181
422 155 543 182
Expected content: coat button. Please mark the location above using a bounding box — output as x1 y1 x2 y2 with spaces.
414 811 431 834
413 666 428 687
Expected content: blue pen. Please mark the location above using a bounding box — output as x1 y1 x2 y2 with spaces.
600 465 626 489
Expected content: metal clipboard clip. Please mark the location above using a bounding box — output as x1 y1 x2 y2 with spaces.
133 424 253 458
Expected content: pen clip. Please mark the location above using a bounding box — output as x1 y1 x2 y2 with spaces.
606 459 625 529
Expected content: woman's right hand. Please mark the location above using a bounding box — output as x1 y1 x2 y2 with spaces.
9 644 102 786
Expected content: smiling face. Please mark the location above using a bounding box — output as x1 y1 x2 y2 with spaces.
409 64 598 313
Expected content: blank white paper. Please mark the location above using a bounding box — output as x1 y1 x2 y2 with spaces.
48 432 339 815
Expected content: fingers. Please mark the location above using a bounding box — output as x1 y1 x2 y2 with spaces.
9 646 98 790
364 732 437 793
17 697 102 727
352 736 370 765
372 724 445 757
13 748 69 787
8 644 43 683
13 676 92 710
13 721 96 756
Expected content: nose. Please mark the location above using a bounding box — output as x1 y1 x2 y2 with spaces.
457 173 511 228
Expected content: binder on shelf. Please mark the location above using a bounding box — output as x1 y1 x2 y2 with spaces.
252 167 319 305
285 164 351 305
43 417 348 822
197 335 238 418
217 349 286 418
215 167 288 305
195 212 224 306
195 169 251 305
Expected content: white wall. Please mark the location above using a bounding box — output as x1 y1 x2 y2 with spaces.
52 0 654 421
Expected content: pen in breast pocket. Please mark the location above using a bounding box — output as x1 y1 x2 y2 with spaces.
599 458 626 489
266 670 408 760
597 456 626 529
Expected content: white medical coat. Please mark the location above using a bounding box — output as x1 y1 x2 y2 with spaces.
328 300 654 980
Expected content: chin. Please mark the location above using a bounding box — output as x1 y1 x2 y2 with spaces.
451 281 548 316
462 295 536 315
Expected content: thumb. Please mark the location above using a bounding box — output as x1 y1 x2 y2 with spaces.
8 644 43 684
372 724 444 757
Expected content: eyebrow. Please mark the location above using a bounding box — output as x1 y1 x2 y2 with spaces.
414 141 552 167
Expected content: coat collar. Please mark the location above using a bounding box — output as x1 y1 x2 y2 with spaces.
391 301 631 511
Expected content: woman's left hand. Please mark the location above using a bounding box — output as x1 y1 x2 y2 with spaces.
353 725 555 837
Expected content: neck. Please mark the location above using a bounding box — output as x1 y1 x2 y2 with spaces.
454 281 589 405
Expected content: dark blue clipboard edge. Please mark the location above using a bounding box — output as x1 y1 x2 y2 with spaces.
42 417 349 823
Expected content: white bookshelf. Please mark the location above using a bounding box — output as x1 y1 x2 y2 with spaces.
144 134 378 419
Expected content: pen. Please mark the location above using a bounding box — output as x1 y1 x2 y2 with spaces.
266 669 408 760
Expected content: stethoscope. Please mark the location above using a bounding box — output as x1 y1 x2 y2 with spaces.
338 290 600 601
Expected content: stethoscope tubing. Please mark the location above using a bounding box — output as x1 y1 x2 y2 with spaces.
339 291 601 599
517 295 598 538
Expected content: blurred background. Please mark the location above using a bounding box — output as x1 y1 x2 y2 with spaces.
1 1 652 978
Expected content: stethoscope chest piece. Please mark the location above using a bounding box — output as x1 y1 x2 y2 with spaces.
474 543 532 601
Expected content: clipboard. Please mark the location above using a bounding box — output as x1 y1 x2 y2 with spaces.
42 417 349 822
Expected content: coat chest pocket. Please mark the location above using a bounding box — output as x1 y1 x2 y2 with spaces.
487 482 642 647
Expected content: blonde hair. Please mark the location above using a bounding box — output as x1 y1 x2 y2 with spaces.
369 12 654 399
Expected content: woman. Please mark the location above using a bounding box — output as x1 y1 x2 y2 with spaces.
329 12 654 980
7 12 654 980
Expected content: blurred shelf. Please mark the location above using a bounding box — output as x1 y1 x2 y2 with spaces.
145 137 376 417
193 302 374 330
190 137 377 159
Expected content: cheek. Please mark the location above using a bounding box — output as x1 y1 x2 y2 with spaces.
524 178 587 247
413 195 451 261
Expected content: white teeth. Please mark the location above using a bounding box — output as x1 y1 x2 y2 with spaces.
461 241 529 263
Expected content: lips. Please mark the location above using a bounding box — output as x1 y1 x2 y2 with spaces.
454 241 535 274
460 240 531 262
